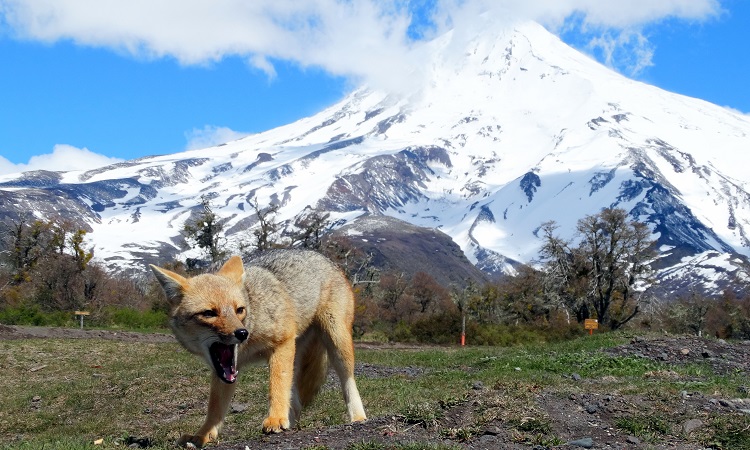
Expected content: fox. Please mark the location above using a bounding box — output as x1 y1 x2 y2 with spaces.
150 249 367 448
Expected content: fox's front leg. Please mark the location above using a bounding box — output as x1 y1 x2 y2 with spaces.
262 338 296 433
178 374 237 448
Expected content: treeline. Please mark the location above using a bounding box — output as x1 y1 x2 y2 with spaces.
2 204 750 343
0 216 166 328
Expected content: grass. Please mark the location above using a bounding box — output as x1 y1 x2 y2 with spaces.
0 332 748 449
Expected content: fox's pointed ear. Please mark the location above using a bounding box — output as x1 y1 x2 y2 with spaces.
218 255 245 284
150 265 188 305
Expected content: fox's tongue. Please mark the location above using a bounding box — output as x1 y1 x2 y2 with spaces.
210 343 238 383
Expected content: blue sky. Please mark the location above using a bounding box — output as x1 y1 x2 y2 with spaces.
0 0 747 174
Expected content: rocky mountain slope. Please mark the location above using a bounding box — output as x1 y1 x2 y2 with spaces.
1 21 749 294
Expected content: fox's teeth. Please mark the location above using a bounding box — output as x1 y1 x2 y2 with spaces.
210 342 239 383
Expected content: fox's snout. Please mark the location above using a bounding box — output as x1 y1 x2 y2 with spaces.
234 328 249 342
217 326 249 344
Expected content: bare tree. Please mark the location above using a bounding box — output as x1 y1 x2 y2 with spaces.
244 198 280 254
321 236 379 287
538 221 588 323
575 208 656 330
290 209 330 250
537 209 656 330
182 195 226 263
409 271 446 314
379 272 409 316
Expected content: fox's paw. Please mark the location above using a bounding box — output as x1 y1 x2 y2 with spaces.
262 416 290 434
351 413 368 423
177 432 213 448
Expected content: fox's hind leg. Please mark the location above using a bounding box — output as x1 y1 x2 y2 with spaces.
295 330 329 409
319 317 367 423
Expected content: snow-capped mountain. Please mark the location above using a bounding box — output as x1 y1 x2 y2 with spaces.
2 21 749 294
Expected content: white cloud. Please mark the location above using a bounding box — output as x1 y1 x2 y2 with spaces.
587 29 655 76
0 0 722 89
185 125 251 150
0 144 123 175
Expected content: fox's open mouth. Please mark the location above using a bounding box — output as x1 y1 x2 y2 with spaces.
210 342 238 383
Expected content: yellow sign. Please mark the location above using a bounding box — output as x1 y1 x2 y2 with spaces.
74 311 90 316
584 319 598 330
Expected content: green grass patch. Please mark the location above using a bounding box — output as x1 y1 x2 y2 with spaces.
0 305 169 331
615 415 671 440
0 331 746 449
702 415 750 450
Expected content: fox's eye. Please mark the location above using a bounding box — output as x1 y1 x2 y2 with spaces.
236 306 246 315
200 310 217 318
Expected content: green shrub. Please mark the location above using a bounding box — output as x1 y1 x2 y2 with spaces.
409 312 462 344
98 307 169 330
0 303 72 327
392 320 416 343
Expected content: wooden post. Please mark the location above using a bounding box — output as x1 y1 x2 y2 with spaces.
461 312 466 346
74 311 90 329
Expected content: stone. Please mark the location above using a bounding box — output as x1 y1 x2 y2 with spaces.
568 437 594 448
682 418 703 434
626 436 640 445
231 402 249 414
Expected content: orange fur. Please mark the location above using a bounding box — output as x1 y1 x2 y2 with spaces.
151 250 366 448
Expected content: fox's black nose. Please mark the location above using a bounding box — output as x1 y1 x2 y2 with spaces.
234 328 249 342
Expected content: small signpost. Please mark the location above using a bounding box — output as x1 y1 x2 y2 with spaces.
74 311 90 329
584 318 598 335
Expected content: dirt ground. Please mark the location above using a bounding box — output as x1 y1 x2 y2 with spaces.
2 325 749 450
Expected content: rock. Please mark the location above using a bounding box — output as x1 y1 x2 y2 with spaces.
483 426 502 436
683 418 703 434
479 434 497 445
231 402 249 414
680 348 690 355
626 435 640 445
585 403 598 414
124 436 152 448
571 373 582 381
472 381 485 390
568 437 594 448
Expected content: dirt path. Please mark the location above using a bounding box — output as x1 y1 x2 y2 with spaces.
0 324 175 343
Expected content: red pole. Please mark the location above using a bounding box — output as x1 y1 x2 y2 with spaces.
461 313 466 346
